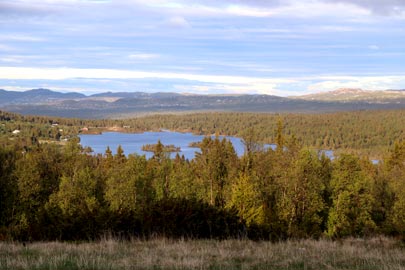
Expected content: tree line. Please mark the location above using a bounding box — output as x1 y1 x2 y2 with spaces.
1 121 405 241
2 109 405 159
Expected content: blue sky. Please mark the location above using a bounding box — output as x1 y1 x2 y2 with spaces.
0 0 405 96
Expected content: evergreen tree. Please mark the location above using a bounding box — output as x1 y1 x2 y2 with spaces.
327 154 376 238
169 154 198 199
228 173 264 226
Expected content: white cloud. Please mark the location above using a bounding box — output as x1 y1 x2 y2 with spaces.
149 0 372 19
174 83 279 95
166 16 191 28
225 5 274 17
306 75 405 93
0 85 83 92
0 66 294 94
0 34 45 42
1 0 403 22
174 84 215 94
95 0 365 20
0 66 284 83
0 57 23 63
0 44 14 51
0 86 31 92
0 55 42 64
186 0 405 18
318 25 356 32
128 53 160 60
1 66 404 95
324 0 405 16
1 0 404 96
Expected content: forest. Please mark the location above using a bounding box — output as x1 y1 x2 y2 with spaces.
2 109 405 158
1 110 405 241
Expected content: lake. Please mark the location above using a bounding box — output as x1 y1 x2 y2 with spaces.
79 131 346 162
79 131 259 160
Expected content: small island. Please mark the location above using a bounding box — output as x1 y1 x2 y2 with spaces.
188 141 202 148
142 142 181 153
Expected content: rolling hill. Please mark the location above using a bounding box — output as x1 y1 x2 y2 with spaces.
294 88 405 102
1 88 405 118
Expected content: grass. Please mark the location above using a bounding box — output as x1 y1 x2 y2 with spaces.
1 237 404 270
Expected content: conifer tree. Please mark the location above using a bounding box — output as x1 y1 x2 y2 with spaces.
327 154 376 238
228 173 264 226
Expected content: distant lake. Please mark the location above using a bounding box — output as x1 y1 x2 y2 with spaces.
79 131 371 163
79 131 267 160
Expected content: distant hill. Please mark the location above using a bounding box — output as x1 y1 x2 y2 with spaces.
90 91 182 99
0 88 85 106
295 88 405 102
1 88 405 118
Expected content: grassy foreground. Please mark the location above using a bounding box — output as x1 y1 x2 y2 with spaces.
1 237 404 270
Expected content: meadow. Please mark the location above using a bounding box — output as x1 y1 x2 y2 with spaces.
1 237 405 270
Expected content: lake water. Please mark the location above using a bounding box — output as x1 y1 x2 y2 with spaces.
79 131 369 163
79 131 259 160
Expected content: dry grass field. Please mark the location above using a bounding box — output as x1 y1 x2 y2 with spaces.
1 237 404 270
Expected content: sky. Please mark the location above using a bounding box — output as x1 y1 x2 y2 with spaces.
0 0 405 96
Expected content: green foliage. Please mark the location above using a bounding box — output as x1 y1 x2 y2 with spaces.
50 167 99 217
246 149 283 237
278 149 325 238
0 147 17 228
168 155 199 199
3 109 405 158
2 110 405 240
227 173 265 226
384 141 405 236
105 155 153 214
327 155 376 238
145 198 245 239
193 136 238 207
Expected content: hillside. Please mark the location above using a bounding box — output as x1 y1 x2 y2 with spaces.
0 88 85 106
295 88 405 102
1 88 405 118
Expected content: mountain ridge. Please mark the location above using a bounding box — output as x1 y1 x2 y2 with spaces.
0 88 86 106
295 88 405 101
1 88 405 118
